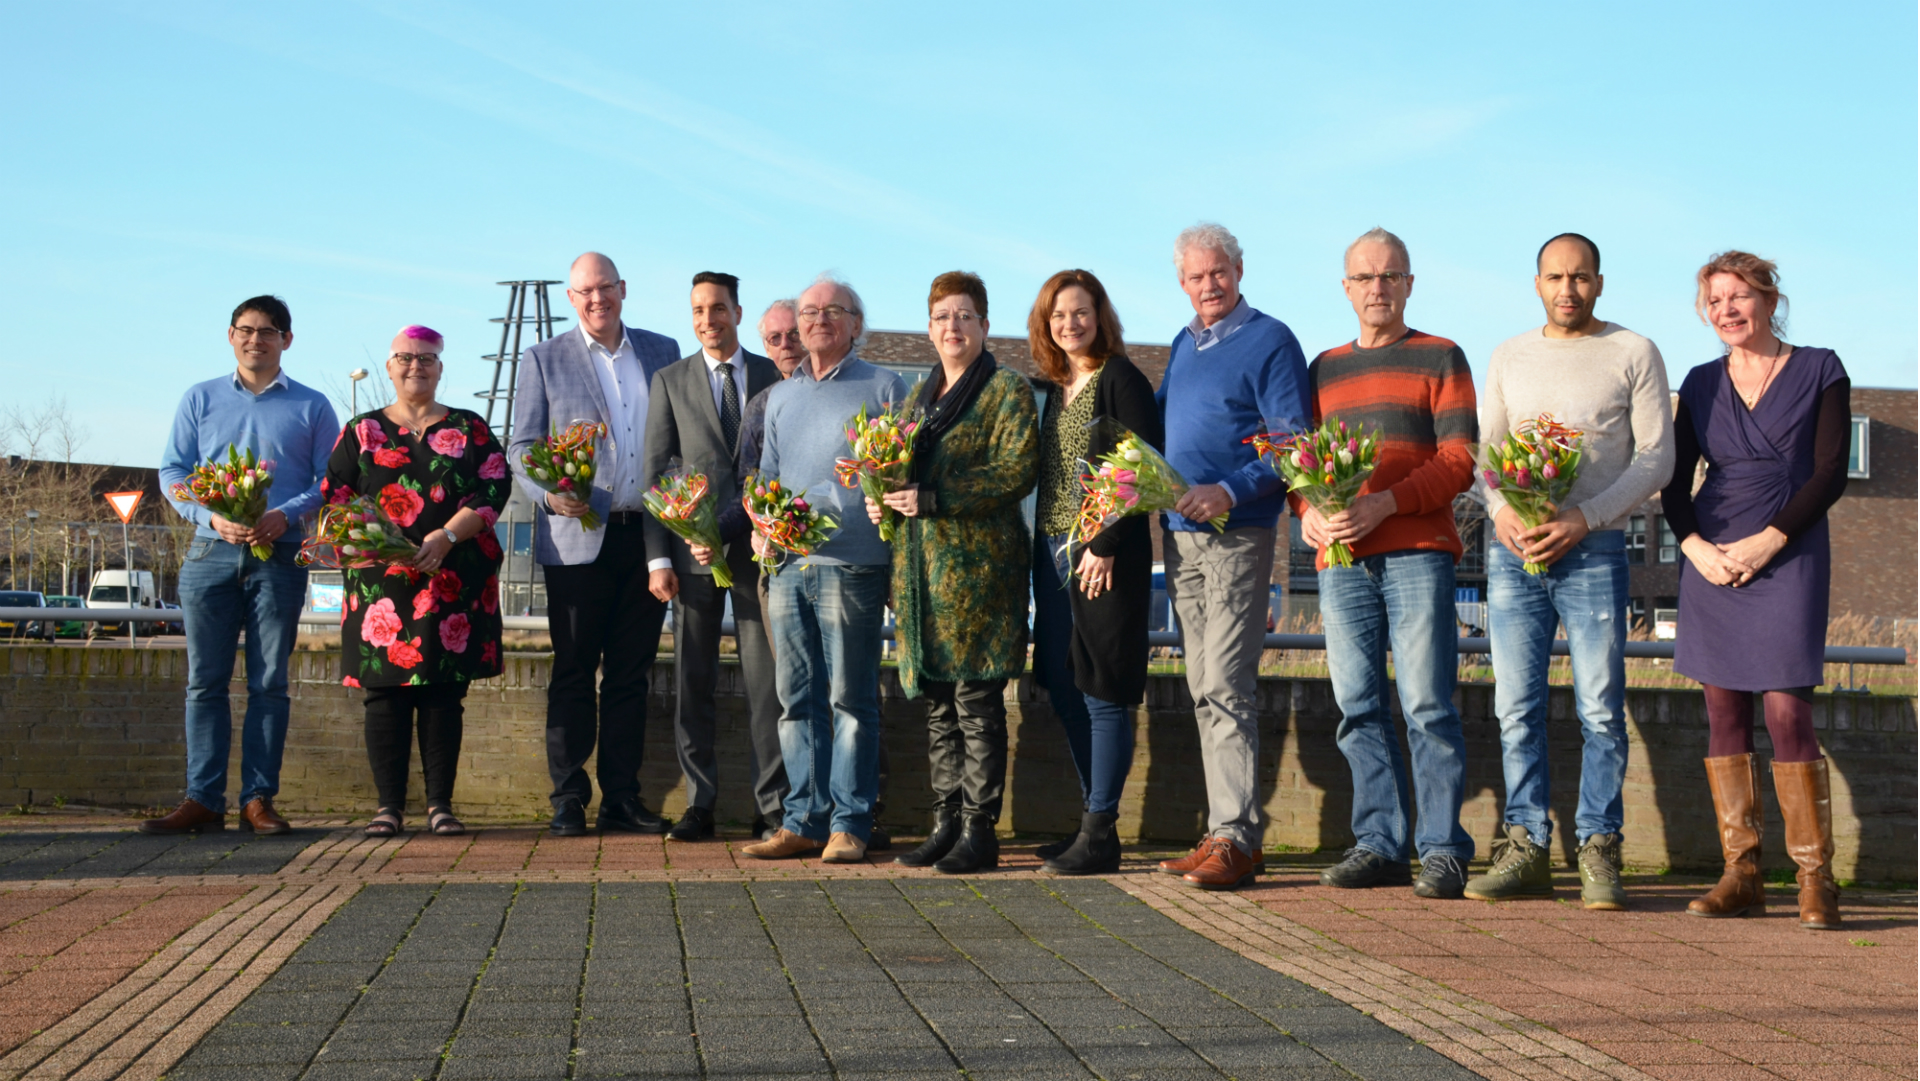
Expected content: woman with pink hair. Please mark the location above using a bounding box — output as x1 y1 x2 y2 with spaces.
322 325 510 837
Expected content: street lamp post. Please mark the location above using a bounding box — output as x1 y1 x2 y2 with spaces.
25 509 38 595
87 527 98 597
349 368 370 415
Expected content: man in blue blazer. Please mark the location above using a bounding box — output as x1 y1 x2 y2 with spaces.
509 252 681 836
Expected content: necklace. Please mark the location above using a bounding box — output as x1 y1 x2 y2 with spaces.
1732 341 1787 409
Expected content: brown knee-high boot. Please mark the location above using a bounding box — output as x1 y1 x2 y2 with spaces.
1688 754 1766 918
1772 758 1841 930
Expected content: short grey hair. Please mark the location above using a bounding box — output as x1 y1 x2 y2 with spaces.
756 297 798 339
1173 223 1243 269
1345 227 1411 273
807 271 868 348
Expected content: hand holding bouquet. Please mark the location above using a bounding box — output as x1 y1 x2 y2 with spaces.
520 420 606 530
297 496 420 570
834 401 918 542
742 472 839 575
643 461 731 588
1071 419 1224 555
169 445 277 559
1250 415 1381 569
1481 413 1583 575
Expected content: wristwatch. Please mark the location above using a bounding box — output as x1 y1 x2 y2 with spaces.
440 528 459 546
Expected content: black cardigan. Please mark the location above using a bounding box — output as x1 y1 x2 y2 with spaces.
1042 355 1162 705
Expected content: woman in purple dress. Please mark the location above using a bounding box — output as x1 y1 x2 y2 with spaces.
1663 252 1848 931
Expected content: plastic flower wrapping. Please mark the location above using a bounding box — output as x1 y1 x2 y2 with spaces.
1249 415 1381 569
642 461 731 588
833 400 917 542
1059 418 1223 581
1481 412 1584 576
742 471 839 575
297 495 420 570
169 444 277 560
519 419 607 530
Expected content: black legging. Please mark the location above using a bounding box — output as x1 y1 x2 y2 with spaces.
1703 684 1820 763
364 682 469 810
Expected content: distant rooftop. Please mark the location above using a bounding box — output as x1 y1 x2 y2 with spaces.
862 331 1173 387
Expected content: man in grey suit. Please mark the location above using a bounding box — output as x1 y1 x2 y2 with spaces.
643 272 784 843
510 252 681 837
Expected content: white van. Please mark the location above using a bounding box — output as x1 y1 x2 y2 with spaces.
88 570 159 637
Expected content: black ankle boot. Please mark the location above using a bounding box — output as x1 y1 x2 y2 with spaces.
894 807 961 867
1035 835 1073 860
933 814 1000 874
1044 812 1121 876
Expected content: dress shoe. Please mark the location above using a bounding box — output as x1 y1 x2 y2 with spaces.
933 814 1000 875
1182 837 1259 891
742 828 824 859
597 796 669 834
139 798 224 836
821 832 867 863
1320 847 1412 889
239 797 291 835
549 798 589 837
1162 838 1264 877
668 805 714 842
866 824 892 852
750 814 782 841
895 807 961 868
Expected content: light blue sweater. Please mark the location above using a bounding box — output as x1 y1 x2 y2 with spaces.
761 354 907 567
159 371 340 542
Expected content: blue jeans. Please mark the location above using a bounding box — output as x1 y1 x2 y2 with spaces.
1320 550 1472 862
1033 534 1133 815
1488 530 1630 847
176 537 308 813
769 563 887 842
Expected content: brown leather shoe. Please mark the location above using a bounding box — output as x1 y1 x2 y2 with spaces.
139 799 225 835
240 797 291 835
1773 758 1841 930
1182 837 1260 891
1689 754 1766 918
1161 838 1265 877
741 828 825 860
821 832 867 864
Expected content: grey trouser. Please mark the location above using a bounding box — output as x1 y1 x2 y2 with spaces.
921 678 1009 822
1165 527 1275 853
674 542 785 818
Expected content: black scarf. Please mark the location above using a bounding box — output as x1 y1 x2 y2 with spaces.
910 349 997 482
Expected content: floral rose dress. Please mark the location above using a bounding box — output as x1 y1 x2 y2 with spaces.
322 408 511 688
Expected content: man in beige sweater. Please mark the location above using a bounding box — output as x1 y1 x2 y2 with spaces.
1466 233 1675 910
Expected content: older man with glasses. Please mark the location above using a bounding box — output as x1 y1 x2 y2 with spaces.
743 275 906 863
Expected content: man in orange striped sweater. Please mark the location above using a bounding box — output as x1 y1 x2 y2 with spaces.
1293 227 1479 899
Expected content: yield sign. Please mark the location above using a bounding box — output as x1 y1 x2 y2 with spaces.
105 491 143 523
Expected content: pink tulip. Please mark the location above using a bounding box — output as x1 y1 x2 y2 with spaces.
225 483 238 499
1515 468 1532 489
1482 469 1499 489
1542 460 1559 480
1294 449 1318 471
1113 468 1137 483
259 459 276 473
795 499 809 511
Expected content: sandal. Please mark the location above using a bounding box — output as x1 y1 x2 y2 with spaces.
427 806 466 836
364 809 403 837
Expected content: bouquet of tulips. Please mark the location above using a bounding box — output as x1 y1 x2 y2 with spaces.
297 496 419 570
833 400 918 542
1067 419 1224 567
1481 413 1584 575
742 471 839 575
1250 415 1381 569
643 461 731 588
520 419 607 530
169 444 277 559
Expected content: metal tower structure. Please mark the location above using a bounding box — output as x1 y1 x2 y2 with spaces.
475 280 567 445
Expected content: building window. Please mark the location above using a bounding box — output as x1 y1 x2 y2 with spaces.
511 521 533 555
1653 596 1679 640
1626 515 1647 562
1630 596 1646 629
1656 517 1677 563
1848 415 1871 478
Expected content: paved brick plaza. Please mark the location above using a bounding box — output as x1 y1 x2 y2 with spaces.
0 819 1910 1081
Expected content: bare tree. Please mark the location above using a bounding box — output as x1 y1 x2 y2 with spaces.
0 398 112 593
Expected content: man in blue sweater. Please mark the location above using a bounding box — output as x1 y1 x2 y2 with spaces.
1154 224 1311 890
148 295 338 835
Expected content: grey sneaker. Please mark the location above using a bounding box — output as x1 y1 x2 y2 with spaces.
1414 853 1468 899
1463 824 1553 901
1319 846 1412 889
1577 832 1628 911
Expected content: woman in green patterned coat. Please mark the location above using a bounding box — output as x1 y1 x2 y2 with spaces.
869 271 1038 874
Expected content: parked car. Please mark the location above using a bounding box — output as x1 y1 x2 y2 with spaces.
0 590 52 640
157 601 185 635
43 595 88 638
88 570 159 639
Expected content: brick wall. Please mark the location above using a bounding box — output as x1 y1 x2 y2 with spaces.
2 645 1912 882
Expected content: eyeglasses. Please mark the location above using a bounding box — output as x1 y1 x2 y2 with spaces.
931 311 980 327
763 329 803 344
1346 272 1411 286
390 353 443 368
799 305 857 323
570 284 622 299
231 325 284 339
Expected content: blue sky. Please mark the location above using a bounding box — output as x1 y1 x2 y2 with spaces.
4 2 1914 468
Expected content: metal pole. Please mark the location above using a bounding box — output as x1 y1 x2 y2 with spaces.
123 517 133 646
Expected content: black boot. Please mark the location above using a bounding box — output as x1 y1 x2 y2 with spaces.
933 814 1000 875
1044 812 1120 876
894 807 961 868
1035 835 1074 860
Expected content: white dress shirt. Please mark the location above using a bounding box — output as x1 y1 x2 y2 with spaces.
581 326 672 572
702 346 745 431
